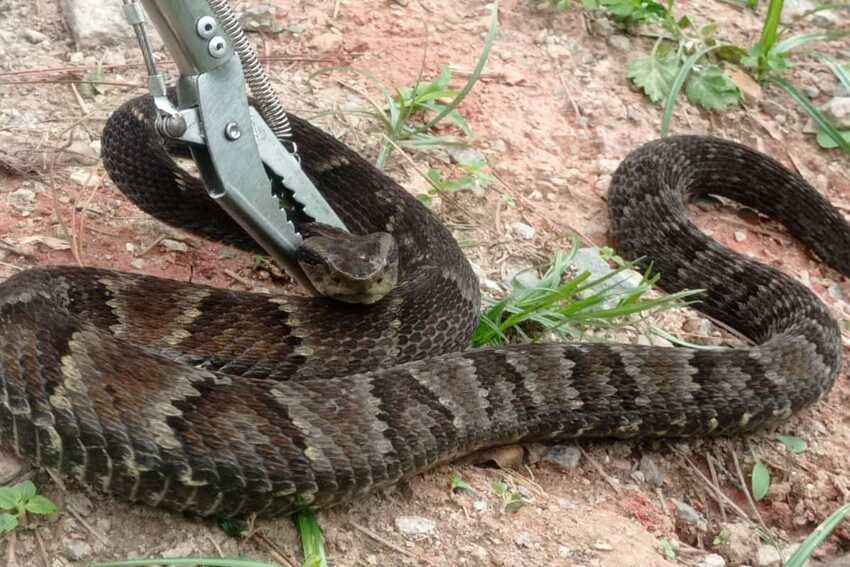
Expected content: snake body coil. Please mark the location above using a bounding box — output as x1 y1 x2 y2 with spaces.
0 95 847 517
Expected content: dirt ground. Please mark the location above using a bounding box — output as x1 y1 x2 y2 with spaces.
0 0 849 565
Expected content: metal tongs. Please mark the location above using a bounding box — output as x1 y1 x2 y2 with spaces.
121 0 346 293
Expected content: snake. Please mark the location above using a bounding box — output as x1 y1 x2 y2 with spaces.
0 93 848 519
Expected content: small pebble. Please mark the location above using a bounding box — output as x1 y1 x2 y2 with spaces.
8 188 36 212
395 515 435 536
592 541 614 551
23 29 48 44
0 451 25 484
673 499 707 530
161 239 189 253
639 454 665 487
511 222 536 240
63 540 93 561
698 553 727 567
607 35 631 51
543 445 582 469
69 168 94 187
734 230 747 242
756 544 781 566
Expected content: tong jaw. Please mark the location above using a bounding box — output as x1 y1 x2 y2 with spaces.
124 0 347 293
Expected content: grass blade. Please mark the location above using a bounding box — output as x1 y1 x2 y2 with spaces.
819 54 850 93
770 77 850 153
297 509 328 567
773 30 849 54
781 2 850 29
785 503 850 567
661 45 728 135
418 3 499 133
759 0 785 51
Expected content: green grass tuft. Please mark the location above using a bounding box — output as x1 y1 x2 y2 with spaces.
472 242 702 348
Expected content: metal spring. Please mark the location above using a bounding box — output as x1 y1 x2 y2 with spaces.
206 0 296 153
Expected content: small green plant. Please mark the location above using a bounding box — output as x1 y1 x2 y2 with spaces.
328 4 499 170
737 0 850 153
450 473 475 495
813 56 850 150
552 0 850 152
492 480 524 514
418 159 495 206
472 242 701 348
0 480 57 534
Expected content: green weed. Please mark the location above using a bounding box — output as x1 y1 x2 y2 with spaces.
0 480 57 535
552 0 850 152
418 159 496 206
471 241 702 348
492 480 524 514
323 4 499 170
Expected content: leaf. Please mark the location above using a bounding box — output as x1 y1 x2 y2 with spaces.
628 50 681 103
685 65 742 111
17 480 37 501
773 30 849 55
601 0 636 18
714 44 748 63
0 487 19 510
751 461 771 501
24 495 57 515
0 513 18 534
774 434 808 454
815 127 850 150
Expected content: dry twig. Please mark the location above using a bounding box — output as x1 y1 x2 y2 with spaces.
349 520 422 561
580 447 622 495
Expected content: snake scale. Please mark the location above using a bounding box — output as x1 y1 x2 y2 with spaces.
1 94 848 518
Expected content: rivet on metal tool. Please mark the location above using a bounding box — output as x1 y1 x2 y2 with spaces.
208 36 227 58
196 16 217 39
224 122 241 141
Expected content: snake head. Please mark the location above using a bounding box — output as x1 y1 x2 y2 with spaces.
297 223 399 304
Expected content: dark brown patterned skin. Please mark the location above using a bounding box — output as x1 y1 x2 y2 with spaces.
0 95 847 518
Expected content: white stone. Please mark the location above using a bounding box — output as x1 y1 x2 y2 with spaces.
756 544 781 567
161 239 189 253
395 515 435 535
62 0 140 47
511 222 536 240
698 554 727 567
